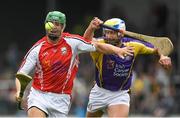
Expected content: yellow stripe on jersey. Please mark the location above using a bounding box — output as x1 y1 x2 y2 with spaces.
90 39 105 87
120 57 135 90
124 42 155 57
90 52 104 87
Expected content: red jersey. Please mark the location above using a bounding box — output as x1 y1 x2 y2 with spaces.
18 33 96 94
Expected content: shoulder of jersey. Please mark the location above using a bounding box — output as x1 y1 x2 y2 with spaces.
62 32 84 40
32 36 46 46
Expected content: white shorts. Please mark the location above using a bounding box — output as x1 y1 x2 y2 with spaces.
28 87 71 117
87 84 130 113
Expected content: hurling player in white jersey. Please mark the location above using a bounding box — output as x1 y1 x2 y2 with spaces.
15 11 134 117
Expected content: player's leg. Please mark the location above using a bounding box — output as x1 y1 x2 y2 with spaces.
107 104 129 117
28 107 47 117
28 87 71 117
86 110 104 117
106 89 130 117
86 84 108 117
48 94 71 117
27 87 49 117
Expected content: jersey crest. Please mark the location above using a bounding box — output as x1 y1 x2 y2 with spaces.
61 46 68 55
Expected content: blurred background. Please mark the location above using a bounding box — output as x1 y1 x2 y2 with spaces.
0 0 179 117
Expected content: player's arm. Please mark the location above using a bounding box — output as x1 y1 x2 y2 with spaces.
83 17 134 58
132 41 172 69
141 44 172 69
77 36 134 59
15 78 21 99
15 46 37 109
83 17 103 41
92 41 134 59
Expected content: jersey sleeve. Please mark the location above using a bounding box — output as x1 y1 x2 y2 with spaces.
64 33 96 53
125 42 156 56
18 45 39 75
77 40 96 53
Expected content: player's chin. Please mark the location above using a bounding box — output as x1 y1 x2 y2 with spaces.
48 33 61 41
48 32 60 37
107 40 119 46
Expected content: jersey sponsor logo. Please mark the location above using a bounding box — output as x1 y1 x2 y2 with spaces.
61 47 67 55
42 51 49 57
113 64 129 78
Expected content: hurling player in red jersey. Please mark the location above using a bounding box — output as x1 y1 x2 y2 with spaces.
15 11 134 117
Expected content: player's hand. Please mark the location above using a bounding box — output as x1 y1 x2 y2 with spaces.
89 17 103 30
15 92 24 110
159 55 172 70
116 46 134 59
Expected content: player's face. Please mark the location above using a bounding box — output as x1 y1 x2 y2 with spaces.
104 30 121 45
104 30 119 39
46 21 64 40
